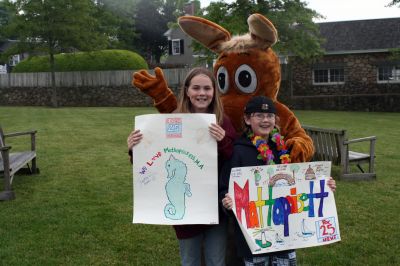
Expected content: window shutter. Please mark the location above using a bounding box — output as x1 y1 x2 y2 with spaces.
180 39 184 55
168 40 172 55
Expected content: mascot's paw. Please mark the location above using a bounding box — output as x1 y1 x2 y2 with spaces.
133 67 169 99
132 67 177 113
286 137 314 163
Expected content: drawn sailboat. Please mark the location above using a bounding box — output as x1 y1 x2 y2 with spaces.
275 233 284 244
301 219 314 237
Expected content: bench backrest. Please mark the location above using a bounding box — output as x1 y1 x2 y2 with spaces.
303 125 347 165
0 126 4 147
0 126 4 160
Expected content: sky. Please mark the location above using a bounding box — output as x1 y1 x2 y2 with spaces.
199 0 399 22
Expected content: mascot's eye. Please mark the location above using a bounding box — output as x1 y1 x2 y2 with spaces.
235 64 257 94
216 66 229 94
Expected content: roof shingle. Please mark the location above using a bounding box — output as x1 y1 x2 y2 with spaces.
318 17 400 53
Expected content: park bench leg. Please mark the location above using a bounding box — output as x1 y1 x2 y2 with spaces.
340 145 349 179
369 140 376 175
356 164 365 173
0 190 16 201
0 171 16 200
32 157 37 174
0 165 15 201
26 163 32 174
369 159 374 174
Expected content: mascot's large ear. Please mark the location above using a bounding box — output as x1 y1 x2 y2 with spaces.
248 13 278 47
178 16 231 53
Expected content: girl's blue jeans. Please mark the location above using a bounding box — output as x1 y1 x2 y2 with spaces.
178 220 227 266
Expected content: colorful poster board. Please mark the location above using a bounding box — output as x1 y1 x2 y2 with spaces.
132 114 218 225
228 161 340 254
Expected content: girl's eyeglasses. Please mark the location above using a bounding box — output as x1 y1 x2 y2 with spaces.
251 113 275 120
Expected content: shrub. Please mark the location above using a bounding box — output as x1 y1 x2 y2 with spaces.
12 50 148 72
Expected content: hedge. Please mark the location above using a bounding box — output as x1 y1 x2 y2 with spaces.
12 49 148 72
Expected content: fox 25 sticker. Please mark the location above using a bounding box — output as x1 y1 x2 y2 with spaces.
166 118 182 138
316 217 339 243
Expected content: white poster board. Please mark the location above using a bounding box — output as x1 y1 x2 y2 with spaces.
228 161 340 254
132 114 218 225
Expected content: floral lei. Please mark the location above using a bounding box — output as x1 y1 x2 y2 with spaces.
248 128 291 165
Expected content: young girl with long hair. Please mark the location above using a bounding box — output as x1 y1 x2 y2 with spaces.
128 67 237 266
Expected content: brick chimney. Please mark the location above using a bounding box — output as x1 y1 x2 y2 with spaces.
184 1 196 15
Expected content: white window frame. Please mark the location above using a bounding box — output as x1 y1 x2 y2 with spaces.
377 65 400 83
9 54 20 66
312 67 345 85
172 39 181 55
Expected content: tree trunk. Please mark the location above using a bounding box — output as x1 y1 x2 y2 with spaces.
49 51 58 107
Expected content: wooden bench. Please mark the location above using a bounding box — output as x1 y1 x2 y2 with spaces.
0 126 38 200
303 125 376 181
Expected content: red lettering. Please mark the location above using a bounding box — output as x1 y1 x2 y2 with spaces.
322 235 337 242
248 201 260 228
321 219 336 235
234 181 250 226
287 188 298 214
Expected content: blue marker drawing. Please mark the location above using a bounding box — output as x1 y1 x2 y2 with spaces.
164 155 192 220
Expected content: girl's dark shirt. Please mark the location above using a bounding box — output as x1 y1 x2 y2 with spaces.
219 133 292 258
219 133 281 199
173 115 237 239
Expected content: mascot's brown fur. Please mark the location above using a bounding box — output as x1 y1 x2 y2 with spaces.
133 14 314 162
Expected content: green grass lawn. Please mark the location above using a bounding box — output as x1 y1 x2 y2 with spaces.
0 107 399 265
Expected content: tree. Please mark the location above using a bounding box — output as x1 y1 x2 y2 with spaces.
134 0 169 64
134 0 193 64
387 0 400 7
93 0 138 51
197 0 325 62
4 0 109 107
0 1 8 39
0 0 15 42
0 3 7 46
289 164 300 177
267 166 275 178
387 1 400 59
163 0 180 23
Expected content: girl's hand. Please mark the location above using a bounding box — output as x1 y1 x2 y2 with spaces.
127 129 143 150
209 123 225 142
222 193 233 210
327 177 336 192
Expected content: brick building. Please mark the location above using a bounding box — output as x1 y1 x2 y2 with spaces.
286 17 400 111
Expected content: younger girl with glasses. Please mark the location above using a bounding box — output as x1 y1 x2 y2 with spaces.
220 96 336 266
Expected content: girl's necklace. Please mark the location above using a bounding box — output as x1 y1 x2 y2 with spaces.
248 128 291 165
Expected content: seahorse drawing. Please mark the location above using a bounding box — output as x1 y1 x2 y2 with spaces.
164 155 192 220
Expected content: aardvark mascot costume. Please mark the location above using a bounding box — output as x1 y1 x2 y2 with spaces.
132 13 313 163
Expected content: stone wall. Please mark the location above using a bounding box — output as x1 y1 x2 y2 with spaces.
0 86 178 107
1 54 399 112
286 94 400 112
283 53 400 112
0 69 186 107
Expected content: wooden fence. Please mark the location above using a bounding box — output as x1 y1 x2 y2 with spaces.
0 68 190 88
